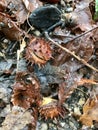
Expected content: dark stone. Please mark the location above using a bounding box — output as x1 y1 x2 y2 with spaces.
28 5 61 31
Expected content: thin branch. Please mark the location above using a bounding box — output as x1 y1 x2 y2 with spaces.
64 26 98 44
44 31 98 72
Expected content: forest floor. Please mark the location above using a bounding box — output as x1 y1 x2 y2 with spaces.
0 0 98 130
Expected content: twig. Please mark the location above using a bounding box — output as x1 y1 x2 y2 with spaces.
27 12 35 31
75 87 88 96
64 26 98 44
44 31 98 72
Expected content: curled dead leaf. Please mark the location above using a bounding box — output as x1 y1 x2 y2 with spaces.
0 0 7 12
0 12 26 40
1 106 36 130
22 0 42 12
79 97 98 126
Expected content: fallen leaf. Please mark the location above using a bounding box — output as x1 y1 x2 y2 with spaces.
1 106 35 130
0 12 26 40
80 97 98 126
52 31 94 66
5 0 42 24
22 0 42 12
58 82 66 105
0 0 7 12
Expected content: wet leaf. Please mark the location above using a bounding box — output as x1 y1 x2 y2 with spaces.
0 0 98 129
0 12 26 40
5 0 42 24
22 0 42 12
1 106 35 130
52 28 94 67
0 0 7 12
80 97 98 126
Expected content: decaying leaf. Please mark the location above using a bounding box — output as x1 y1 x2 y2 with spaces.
0 12 26 40
1 106 35 130
0 59 14 74
58 78 98 103
34 63 65 86
1 0 98 129
79 97 98 126
74 8 93 32
58 82 66 105
4 0 42 24
22 0 42 12
0 0 7 12
52 31 94 66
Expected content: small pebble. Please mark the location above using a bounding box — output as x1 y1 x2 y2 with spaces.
74 107 81 116
3 39 9 44
60 122 66 127
39 123 48 130
78 98 85 106
66 7 73 12
33 30 41 36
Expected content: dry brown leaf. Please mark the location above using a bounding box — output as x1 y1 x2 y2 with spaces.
0 0 7 12
4 0 28 24
0 12 26 40
52 31 94 66
1 106 35 130
73 2 93 32
58 82 66 105
79 97 98 126
22 0 42 12
5 0 42 24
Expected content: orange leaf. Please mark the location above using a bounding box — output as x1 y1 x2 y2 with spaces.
80 97 98 126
